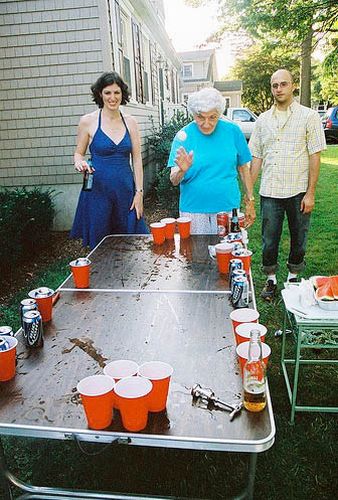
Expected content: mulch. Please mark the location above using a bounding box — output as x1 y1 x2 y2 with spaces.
0 190 170 305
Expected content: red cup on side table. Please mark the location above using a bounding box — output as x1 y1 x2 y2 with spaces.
28 287 54 322
138 361 173 412
215 242 233 274
77 374 115 430
235 322 267 345
69 258 91 288
0 336 18 382
229 308 259 334
176 217 191 239
114 376 153 432
160 218 176 239
236 341 271 376
150 222 166 245
104 359 139 409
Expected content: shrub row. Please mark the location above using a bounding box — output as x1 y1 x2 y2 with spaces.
148 111 191 214
0 188 55 276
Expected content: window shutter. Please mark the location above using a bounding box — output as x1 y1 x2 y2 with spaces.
131 20 144 103
149 42 157 105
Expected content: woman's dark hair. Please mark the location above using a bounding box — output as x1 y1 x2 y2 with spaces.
91 72 130 108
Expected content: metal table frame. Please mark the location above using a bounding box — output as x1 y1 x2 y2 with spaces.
281 303 338 423
0 235 275 499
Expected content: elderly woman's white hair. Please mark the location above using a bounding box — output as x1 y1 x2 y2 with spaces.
187 87 226 115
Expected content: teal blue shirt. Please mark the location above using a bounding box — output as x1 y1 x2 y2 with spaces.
167 119 252 213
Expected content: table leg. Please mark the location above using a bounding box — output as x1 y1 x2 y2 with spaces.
0 438 13 500
290 325 302 424
246 452 257 500
235 453 257 500
281 310 288 363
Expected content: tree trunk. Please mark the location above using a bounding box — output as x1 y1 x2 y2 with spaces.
300 27 313 108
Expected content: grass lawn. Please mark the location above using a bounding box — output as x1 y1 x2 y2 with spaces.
1 146 337 499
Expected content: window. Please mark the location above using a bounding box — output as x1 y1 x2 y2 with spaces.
182 64 193 78
106 0 115 68
149 42 157 105
170 69 176 103
142 35 152 104
233 109 252 122
132 20 145 103
119 11 133 92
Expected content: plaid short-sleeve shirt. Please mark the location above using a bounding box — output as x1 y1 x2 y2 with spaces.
249 101 326 198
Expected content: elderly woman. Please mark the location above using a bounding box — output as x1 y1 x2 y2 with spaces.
168 88 255 233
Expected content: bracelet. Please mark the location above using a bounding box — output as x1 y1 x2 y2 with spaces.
135 188 143 194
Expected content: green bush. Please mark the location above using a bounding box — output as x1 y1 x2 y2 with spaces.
0 188 56 275
148 111 191 213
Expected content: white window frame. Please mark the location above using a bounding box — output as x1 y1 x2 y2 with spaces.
120 10 135 100
141 33 152 105
182 64 193 78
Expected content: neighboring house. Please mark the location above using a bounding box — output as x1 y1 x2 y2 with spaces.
214 81 243 108
0 0 181 230
178 49 218 103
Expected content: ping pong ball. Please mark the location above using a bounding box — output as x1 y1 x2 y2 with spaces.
177 130 187 141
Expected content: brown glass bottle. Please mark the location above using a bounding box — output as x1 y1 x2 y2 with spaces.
230 208 240 233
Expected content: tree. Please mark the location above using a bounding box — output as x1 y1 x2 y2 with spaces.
185 0 338 106
229 42 300 114
320 34 338 103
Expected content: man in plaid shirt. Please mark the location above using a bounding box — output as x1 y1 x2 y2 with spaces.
249 69 326 301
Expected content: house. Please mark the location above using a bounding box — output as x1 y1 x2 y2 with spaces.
0 0 181 230
178 49 218 103
214 80 243 108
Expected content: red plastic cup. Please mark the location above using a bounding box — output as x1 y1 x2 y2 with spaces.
138 361 173 412
28 287 54 322
0 336 18 382
77 375 115 430
150 222 166 245
69 258 91 288
236 341 271 376
160 218 176 239
176 217 191 239
230 308 259 333
231 249 252 274
235 323 267 345
114 376 153 432
103 359 139 382
104 359 139 410
215 242 233 274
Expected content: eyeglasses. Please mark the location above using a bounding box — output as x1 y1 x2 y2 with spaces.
271 81 292 89
195 113 219 125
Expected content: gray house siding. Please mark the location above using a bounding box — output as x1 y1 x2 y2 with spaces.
0 0 180 230
1 1 108 193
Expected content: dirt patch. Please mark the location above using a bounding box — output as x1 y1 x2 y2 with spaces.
0 189 171 305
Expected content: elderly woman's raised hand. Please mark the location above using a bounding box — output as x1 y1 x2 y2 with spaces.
175 147 193 173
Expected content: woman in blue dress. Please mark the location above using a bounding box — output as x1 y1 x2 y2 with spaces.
70 72 148 249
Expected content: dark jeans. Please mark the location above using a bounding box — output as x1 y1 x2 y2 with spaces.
260 193 311 275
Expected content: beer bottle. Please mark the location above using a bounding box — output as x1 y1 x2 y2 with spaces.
82 159 94 191
243 329 267 412
230 208 240 233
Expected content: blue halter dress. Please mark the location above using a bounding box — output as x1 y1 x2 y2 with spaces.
70 111 149 249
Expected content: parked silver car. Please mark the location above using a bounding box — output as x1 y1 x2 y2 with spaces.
223 107 258 140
